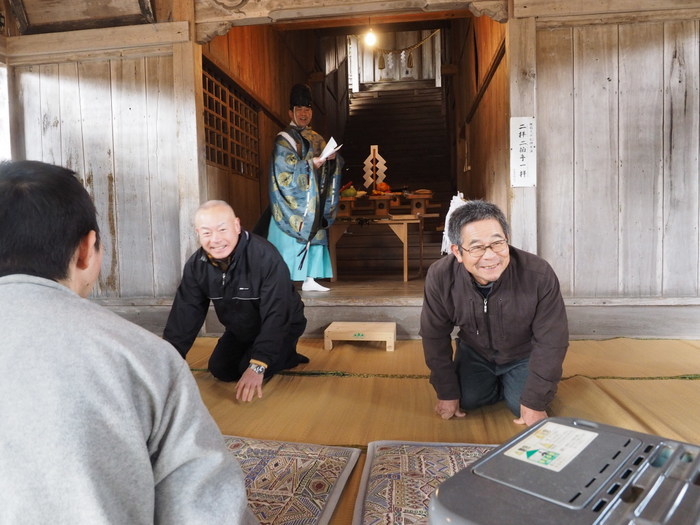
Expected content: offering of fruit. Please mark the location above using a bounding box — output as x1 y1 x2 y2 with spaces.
341 186 357 198
376 181 391 193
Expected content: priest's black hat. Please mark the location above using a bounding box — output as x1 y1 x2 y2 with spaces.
289 83 313 109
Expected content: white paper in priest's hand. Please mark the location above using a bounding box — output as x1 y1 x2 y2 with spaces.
320 137 343 161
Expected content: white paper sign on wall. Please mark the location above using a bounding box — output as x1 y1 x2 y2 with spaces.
510 117 536 187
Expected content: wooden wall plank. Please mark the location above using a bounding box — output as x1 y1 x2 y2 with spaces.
618 23 664 296
0 63 10 160
57 62 85 172
146 55 181 296
470 62 509 210
507 17 537 253
335 54 349 141
663 20 700 296
38 64 61 165
536 18 700 300
230 174 261 231
6 22 188 63
204 163 225 204
205 31 229 66
173 41 206 264
420 30 433 81
573 24 619 296
449 18 472 193
13 65 41 159
258 112 277 213
203 164 262 230
111 57 155 296
474 14 506 87
77 60 120 296
361 39 375 83
8 26 192 300
514 0 700 19
536 27 575 295
461 15 508 210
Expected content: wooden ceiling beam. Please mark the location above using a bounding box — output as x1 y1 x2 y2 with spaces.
271 10 473 32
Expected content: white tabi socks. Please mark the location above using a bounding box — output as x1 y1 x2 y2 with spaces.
302 277 330 292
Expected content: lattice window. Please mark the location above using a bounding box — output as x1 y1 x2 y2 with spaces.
202 61 260 178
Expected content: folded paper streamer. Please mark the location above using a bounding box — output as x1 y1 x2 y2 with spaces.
442 192 465 254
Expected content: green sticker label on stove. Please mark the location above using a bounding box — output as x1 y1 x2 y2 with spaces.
504 421 598 472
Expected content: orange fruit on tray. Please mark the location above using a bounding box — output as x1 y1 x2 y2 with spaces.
376 182 391 192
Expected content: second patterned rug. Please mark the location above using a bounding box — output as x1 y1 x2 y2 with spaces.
353 440 496 525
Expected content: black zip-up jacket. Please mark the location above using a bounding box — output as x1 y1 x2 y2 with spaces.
420 246 569 411
163 231 306 370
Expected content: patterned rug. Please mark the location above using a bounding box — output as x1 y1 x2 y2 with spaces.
353 440 497 525
224 435 361 525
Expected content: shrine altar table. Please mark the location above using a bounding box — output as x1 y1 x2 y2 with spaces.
328 214 438 282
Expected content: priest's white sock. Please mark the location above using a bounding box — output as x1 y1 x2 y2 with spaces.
302 277 330 292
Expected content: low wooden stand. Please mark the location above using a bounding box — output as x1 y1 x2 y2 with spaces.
368 195 393 216
337 197 355 217
324 321 396 351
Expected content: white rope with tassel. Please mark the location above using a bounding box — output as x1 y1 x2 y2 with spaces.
441 192 465 254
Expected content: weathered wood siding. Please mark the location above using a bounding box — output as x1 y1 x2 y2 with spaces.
0 58 11 160
447 15 509 211
6 24 189 298
515 0 699 20
536 20 700 298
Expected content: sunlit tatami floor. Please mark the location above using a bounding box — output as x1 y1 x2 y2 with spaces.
186 337 700 524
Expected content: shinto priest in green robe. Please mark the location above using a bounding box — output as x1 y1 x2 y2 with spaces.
267 88 343 282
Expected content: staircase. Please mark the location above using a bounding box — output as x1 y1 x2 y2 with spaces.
336 80 454 278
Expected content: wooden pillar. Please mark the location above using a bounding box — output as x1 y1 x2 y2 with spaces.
506 17 538 253
0 59 11 161
171 0 207 262
173 41 207 262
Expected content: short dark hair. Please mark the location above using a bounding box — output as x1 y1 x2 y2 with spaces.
447 200 510 245
0 160 100 281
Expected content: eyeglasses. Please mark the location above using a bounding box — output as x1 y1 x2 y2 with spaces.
459 239 508 258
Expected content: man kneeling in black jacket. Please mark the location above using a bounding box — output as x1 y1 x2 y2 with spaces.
164 200 308 403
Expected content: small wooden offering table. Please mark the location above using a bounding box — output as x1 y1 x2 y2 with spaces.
324 321 396 351
329 214 437 282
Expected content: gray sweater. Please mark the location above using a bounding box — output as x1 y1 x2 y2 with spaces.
0 275 255 524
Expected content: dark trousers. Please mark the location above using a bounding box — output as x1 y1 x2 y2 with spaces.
208 319 306 382
455 339 530 417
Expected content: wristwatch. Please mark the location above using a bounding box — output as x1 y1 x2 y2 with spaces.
248 363 266 374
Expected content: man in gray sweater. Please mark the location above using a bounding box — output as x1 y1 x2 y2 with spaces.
421 200 569 427
0 160 256 524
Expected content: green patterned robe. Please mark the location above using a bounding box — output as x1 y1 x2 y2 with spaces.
269 125 342 248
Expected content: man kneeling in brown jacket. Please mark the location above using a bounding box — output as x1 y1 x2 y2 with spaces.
420 200 569 427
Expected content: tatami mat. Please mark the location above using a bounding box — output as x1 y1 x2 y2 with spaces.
564 338 700 378
188 336 700 524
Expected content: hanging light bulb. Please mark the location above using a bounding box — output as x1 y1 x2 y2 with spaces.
364 28 376 47
364 17 376 47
